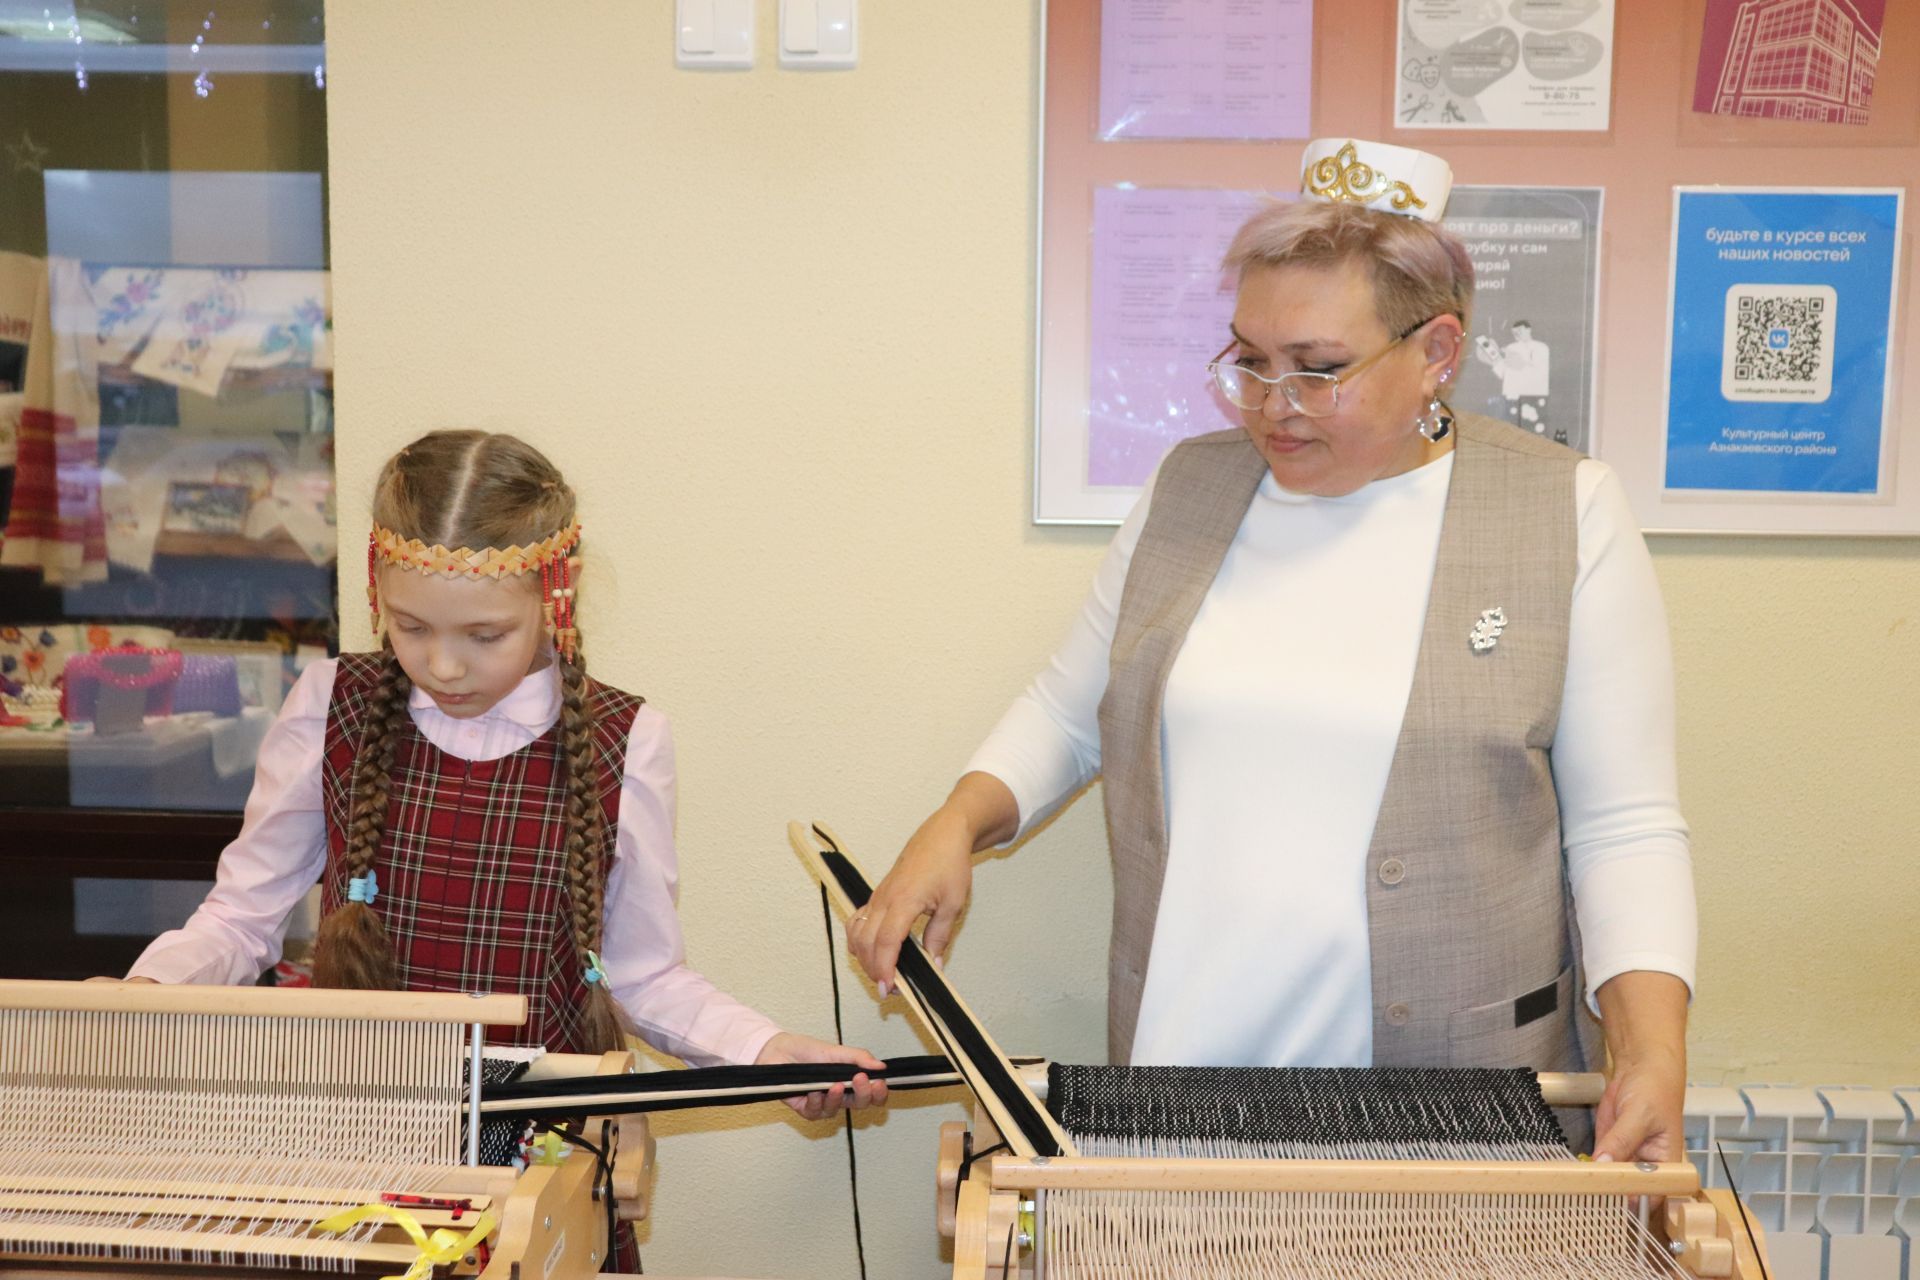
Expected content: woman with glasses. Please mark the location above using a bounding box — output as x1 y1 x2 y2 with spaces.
848 139 1694 1168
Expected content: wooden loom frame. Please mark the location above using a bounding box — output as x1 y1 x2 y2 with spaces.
0 980 654 1279
788 821 1772 1280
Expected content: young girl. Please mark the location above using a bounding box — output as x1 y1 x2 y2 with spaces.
127 430 886 1121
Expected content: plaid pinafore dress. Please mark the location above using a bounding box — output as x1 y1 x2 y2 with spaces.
318 652 646 1268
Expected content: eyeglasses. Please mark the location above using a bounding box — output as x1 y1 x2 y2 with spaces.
1206 317 1439 418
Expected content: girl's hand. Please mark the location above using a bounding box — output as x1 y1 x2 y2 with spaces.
755 1032 890 1121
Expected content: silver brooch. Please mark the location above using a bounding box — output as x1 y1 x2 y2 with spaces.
1469 607 1507 653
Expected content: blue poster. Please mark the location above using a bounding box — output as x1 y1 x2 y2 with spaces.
1663 188 1903 495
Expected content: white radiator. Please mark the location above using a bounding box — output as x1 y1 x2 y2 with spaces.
1686 1085 1920 1280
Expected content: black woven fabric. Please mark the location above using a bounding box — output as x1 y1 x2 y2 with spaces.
1046 1064 1568 1149
458 1056 535 1167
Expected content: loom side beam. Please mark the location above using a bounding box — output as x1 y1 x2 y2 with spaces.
990 1154 1703 1196
483 1149 610 1280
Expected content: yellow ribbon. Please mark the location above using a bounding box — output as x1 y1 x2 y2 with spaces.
313 1203 498 1280
528 1129 568 1166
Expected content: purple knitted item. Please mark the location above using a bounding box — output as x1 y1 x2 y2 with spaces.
174 655 244 717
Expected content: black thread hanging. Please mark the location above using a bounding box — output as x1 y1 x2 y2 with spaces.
822 884 869 1280
1716 1141 1771 1280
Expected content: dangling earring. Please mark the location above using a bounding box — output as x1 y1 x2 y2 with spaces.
1416 394 1453 442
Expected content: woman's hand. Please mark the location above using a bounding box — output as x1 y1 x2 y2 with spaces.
755 1032 889 1121
1592 970 1690 1163
847 773 1016 995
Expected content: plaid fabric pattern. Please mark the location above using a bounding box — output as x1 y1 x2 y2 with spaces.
320 652 643 1053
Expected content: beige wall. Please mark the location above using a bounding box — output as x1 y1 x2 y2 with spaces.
324 3 1919 1277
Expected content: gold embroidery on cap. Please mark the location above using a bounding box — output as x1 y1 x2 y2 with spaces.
1302 142 1428 214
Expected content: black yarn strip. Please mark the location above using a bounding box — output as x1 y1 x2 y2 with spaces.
481 1054 956 1121
812 831 1064 1158
462 1056 534 1166
1047 1064 1568 1150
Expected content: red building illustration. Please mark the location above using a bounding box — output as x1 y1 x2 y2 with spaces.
1706 0 1880 124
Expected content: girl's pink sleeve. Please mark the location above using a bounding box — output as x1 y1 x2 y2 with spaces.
599 705 781 1067
127 660 336 984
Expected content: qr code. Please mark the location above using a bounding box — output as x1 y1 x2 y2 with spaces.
1721 284 1837 403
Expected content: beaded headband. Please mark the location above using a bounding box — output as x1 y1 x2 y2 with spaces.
366 519 582 663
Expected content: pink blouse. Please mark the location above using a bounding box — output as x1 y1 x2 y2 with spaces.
130 658 781 1068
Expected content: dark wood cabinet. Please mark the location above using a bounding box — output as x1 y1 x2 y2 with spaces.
0 807 238 978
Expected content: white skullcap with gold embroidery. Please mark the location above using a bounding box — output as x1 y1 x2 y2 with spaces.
1299 138 1453 223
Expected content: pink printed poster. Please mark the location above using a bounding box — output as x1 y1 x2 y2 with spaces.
1693 0 1884 125
1086 186 1268 486
1098 0 1313 141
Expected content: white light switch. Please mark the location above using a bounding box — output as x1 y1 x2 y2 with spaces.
781 0 856 69
677 0 755 70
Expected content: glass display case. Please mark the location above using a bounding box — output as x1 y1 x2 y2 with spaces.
0 1 333 977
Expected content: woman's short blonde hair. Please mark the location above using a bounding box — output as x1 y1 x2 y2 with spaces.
1223 200 1476 336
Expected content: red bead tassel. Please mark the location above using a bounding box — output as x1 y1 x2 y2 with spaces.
557 555 576 664
366 533 380 633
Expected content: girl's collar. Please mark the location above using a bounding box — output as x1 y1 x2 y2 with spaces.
407 662 561 729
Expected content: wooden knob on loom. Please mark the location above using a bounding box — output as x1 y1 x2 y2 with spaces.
1665 1198 1718 1240
1665 1198 1735 1278
1683 1237 1736 1278
936 1120 967 1240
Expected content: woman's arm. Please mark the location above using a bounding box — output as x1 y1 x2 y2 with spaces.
127 660 336 984
1593 970 1689 1162
1552 461 1697 1159
846 770 1016 993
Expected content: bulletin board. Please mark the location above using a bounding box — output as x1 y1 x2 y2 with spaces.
1034 0 1920 534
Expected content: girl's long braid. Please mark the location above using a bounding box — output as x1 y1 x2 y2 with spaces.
311 646 412 989
559 637 625 1053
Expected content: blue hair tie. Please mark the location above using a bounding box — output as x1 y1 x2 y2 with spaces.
347 870 378 905
583 949 608 989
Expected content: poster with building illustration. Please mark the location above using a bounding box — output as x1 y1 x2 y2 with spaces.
1693 0 1883 125
1442 187 1602 454
1397 0 1615 129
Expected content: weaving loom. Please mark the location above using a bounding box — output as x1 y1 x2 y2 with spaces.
789 821 1774 1280
0 979 651 1277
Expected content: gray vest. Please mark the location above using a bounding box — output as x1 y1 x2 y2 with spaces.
1095 413 1602 1089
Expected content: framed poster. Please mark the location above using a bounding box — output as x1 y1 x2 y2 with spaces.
1662 187 1904 512
1446 186 1602 455
1035 0 1920 531
1396 0 1616 130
